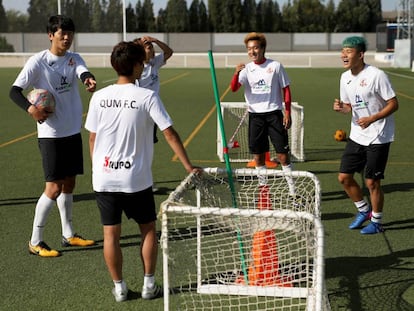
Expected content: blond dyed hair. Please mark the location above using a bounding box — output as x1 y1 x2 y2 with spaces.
244 32 267 50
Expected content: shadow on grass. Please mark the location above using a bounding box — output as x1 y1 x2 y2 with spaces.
304 148 344 162
0 197 38 207
326 247 414 311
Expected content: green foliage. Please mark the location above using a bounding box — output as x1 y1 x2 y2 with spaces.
0 36 14 51
26 0 57 32
0 0 392 33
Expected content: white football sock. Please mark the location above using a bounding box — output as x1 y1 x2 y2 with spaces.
354 200 370 213
144 274 155 289
371 212 383 224
57 193 74 239
30 193 55 246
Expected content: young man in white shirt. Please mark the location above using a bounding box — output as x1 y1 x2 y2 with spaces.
85 41 201 302
230 32 295 194
333 36 399 234
9 15 96 257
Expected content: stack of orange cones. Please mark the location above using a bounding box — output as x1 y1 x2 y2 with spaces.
246 151 278 168
237 185 292 287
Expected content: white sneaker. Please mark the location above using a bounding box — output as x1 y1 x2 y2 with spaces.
112 281 128 302
142 284 162 299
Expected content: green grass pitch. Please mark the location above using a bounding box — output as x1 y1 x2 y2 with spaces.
0 66 413 310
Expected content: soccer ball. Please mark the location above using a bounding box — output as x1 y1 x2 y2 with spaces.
334 129 347 142
27 89 55 113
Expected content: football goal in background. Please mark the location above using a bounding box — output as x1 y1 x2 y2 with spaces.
217 102 305 164
161 168 330 311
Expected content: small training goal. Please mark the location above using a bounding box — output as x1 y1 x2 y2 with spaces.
161 168 330 311
217 102 305 163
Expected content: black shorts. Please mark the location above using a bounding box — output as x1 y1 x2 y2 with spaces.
38 133 84 182
95 187 156 226
248 110 289 154
340 139 391 180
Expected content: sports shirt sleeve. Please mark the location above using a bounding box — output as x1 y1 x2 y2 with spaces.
148 93 173 131
376 70 396 101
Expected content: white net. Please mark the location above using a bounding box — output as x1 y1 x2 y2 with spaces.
217 102 305 163
161 168 330 311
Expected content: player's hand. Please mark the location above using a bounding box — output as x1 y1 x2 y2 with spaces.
333 98 343 112
356 116 373 129
85 78 97 92
283 114 292 129
191 166 204 176
235 63 245 74
28 104 50 123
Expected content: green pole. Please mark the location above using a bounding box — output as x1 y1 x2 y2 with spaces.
208 50 249 285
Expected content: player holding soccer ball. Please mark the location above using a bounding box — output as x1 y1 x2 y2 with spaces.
9 15 97 256
333 36 399 234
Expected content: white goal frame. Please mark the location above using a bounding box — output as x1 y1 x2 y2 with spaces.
160 168 330 311
217 102 305 163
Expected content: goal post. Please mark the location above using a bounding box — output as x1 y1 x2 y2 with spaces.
217 102 305 163
160 168 330 311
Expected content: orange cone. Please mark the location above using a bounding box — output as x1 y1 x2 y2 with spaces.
246 152 278 168
239 185 292 286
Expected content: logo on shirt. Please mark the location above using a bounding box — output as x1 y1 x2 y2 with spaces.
353 94 368 109
68 57 75 67
55 76 71 92
359 79 367 87
103 156 132 171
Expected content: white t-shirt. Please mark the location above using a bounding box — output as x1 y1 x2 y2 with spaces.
85 83 173 193
238 58 290 113
340 64 396 146
13 50 89 138
136 53 165 94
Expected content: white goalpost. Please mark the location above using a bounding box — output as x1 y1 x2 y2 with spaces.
161 168 330 311
217 102 305 163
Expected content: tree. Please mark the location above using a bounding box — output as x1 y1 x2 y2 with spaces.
27 0 58 32
106 0 123 32
165 0 188 32
335 0 381 32
0 0 8 32
281 0 297 32
208 0 222 31
221 0 242 32
0 36 14 51
90 0 105 32
126 3 136 32
241 0 256 32
295 0 326 32
136 0 155 32
6 10 28 32
156 8 167 32
324 0 336 32
256 0 282 32
188 0 208 32
64 0 91 32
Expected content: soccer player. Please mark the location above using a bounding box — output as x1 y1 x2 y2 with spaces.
85 41 201 302
9 15 96 257
133 36 173 192
333 36 399 234
230 32 294 194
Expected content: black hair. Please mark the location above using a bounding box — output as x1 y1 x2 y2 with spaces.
47 15 75 34
111 41 146 76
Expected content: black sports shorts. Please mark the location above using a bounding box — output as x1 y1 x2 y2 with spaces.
38 133 83 182
340 139 390 180
248 110 289 154
95 187 156 226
